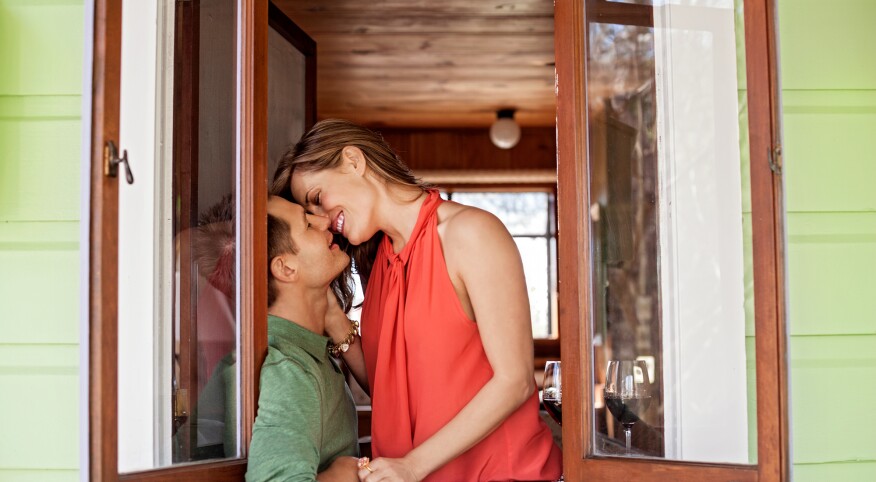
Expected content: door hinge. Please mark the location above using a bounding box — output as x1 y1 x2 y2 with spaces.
768 145 782 175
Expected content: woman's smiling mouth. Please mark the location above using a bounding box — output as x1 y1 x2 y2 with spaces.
332 211 346 235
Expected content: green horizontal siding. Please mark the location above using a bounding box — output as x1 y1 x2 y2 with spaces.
783 91 876 213
787 213 876 336
789 335 876 464
779 0 876 480
794 462 876 482
0 0 83 480
0 97 82 221
779 0 876 91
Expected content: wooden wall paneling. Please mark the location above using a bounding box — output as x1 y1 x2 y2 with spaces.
284 15 555 35
273 0 557 128
88 0 122 479
378 127 557 171
274 0 554 17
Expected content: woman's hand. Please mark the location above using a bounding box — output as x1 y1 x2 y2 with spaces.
357 457 421 482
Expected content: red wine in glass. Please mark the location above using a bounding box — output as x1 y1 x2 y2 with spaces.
604 393 651 429
604 360 651 454
543 361 562 426
543 398 562 426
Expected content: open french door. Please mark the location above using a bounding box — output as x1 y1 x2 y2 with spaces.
85 1 314 479
554 0 790 480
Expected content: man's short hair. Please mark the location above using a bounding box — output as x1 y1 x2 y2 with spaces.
267 213 297 307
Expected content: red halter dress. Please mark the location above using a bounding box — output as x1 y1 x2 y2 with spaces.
360 192 562 481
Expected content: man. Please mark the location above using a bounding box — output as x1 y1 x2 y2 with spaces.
246 196 360 481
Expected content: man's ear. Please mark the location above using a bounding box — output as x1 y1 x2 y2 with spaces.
342 146 367 177
270 254 298 283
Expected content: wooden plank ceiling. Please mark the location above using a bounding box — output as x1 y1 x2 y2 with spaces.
274 0 556 128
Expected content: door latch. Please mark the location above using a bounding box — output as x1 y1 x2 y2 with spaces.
104 140 134 184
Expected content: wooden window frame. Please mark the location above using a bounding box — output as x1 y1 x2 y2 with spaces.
554 0 789 480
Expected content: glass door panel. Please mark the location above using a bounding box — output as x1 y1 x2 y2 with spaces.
586 0 757 464
116 0 241 471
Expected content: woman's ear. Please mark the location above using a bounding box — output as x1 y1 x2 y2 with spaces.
342 146 367 177
270 254 298 283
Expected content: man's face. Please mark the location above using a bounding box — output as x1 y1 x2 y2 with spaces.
268 197 350 286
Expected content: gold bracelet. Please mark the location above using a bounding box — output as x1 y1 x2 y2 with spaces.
328 319 359 358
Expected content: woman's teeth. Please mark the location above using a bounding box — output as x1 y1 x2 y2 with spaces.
335 212 345 234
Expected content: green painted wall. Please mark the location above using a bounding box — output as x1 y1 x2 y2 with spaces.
0 0 83 481
779 0 876 480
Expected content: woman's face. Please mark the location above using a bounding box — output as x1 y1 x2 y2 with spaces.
289 148 378 246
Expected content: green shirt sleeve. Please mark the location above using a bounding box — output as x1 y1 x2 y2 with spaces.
246 352 324 482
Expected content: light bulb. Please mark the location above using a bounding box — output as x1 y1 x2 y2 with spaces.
490 109 521 149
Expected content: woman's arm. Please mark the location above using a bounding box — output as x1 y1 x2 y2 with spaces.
361 207 536 482
325 290 370 395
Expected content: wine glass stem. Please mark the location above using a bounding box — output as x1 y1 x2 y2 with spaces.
624 427 632 454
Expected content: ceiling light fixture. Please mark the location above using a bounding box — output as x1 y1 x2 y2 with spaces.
489 108 521 149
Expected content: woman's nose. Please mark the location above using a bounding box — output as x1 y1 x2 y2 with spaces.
311 214 331 231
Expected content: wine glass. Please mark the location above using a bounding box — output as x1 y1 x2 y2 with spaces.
603 360 651 454
542 361 563 481
542 361 562 426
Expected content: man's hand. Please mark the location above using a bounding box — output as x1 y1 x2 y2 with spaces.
317 456 360 482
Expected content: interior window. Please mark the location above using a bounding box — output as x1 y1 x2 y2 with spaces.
443 190 558 339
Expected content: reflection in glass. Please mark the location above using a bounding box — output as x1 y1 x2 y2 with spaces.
170 0 240 465
604 360 651 454
116 0 241 472
586 0 756 463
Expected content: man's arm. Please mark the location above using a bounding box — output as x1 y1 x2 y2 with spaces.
316 456 360 482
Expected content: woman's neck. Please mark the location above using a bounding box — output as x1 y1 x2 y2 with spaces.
377 185 428 254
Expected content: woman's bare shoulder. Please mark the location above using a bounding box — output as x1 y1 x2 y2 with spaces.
436 201 511 247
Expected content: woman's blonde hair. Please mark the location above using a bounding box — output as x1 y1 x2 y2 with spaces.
270 119 430 309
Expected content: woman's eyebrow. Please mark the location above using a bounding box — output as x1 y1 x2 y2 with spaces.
303 187 313 205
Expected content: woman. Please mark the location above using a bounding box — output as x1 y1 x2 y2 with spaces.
271 119 562 482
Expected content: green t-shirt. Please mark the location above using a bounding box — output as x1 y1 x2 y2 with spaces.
246 315 359 481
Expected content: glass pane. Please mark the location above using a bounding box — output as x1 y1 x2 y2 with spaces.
586 0 756 464
514 237 552 338
117 0 241 471
451 192 549 235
